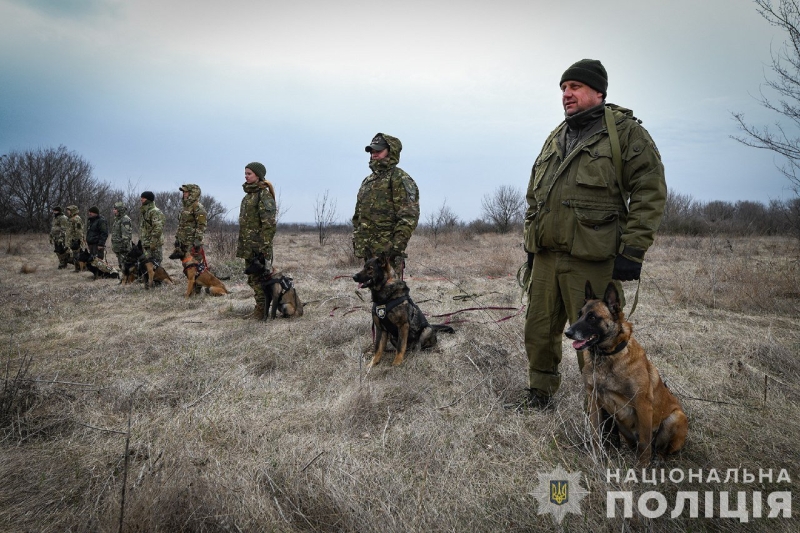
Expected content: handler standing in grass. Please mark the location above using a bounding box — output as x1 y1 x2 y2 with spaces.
65 205 84 272
522 59 667 408
140 191 166 265
85 206 109 260
173 183 207 257
111 201 132 269
352 133 420 278
237 162 277 318
49 206 70 269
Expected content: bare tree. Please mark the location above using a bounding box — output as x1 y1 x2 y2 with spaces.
733 0 800 197
425 199 459 248
314 190 338 245
0 146 99 232
481 185 525 233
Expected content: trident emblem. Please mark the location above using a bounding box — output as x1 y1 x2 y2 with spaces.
550 480 569 505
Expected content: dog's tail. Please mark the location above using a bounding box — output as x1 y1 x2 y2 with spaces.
431 324 455 334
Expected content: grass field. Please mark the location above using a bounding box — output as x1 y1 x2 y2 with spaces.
1 230 798 532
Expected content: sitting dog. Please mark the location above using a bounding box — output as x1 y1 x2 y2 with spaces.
353 256 454 367
169 246 229 298
120 241 173 288
565 281 688 464
244 252 304 319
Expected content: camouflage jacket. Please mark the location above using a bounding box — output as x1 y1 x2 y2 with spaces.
236 180 277 260
176 184 207 247
111 203 132 253
50 213 69 245
140 200 166 251
524 104 666 263
65 205 84 246
352 134 420 258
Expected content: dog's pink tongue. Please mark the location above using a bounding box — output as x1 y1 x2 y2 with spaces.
358 282 364 289
572 339 588 350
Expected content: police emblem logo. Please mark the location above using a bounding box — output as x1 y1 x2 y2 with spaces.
532 465 588 524
375 305 386 319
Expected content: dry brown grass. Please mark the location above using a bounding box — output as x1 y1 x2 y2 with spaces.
0 231 798 532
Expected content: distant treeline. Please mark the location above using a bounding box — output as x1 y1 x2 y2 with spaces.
0 146 228 234
2 146 799 239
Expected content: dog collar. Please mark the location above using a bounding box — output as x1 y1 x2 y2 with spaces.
604 340 628 355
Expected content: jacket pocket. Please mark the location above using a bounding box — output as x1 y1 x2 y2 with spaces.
571 207 619 261
575 142 614 189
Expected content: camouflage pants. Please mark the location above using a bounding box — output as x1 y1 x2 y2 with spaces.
145 248 163 264
113 251 128 269
245 247 273 308
523 250 623 395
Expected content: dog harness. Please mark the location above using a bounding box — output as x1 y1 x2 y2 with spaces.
262 275 294 295
181 246 209 276
372 295 429 340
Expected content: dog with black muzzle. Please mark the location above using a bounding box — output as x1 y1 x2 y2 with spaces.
353 255 454 367
244 252 304 319
565 281 688 464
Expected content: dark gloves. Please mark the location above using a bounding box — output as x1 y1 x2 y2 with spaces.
612 255 642 281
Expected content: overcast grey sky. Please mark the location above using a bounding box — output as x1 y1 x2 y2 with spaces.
0 0 793 223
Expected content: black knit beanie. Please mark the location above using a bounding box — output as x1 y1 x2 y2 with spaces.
245 162 266 180
88 206 100 215
141 191 155 202
560 59 608 96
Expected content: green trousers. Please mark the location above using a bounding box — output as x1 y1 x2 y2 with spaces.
523 250 623 395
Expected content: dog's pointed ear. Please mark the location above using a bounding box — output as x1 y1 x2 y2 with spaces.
584 280 596 301
365 246 373 260
604 282 621 314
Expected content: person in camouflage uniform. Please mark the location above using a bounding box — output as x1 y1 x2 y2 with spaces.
111 201 132 269
65 205 84 272
236 162 277 318
139 191 166 264
522 59 667 408
85 206 109 259
49 206 70 269
352 133 420 278
172 183 207 256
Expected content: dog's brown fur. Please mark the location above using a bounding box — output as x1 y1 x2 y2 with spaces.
175 248 228 298
122 241 173 288
243 252 304 319
565 281 688 464
353 256 453 367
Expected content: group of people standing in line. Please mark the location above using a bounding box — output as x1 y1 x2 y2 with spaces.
48 185 208 279
47 59 667 409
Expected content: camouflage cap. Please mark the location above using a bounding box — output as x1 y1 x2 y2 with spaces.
365 133 389 153
113 201 125 209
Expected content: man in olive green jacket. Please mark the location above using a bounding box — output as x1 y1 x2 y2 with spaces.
50 206 70 269
352 133 420 277
65 205 84 272
522 59 667 408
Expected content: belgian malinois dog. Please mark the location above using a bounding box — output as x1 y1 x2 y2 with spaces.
353 256 454 367
565 281 688 464
244 252 304 319
121 241 174 288
170 246 229 298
